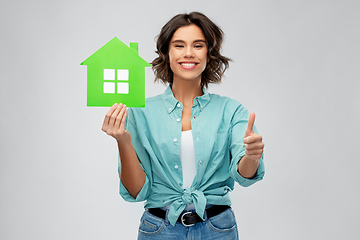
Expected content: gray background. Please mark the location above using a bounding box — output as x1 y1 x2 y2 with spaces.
1 0 359 239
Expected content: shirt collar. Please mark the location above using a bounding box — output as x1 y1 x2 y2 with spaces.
162 84 211 114
194 87 210 110
163 85 179 114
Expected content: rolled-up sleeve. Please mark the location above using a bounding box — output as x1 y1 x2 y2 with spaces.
119 167 151 202
118 108 152 202
228 104 265 187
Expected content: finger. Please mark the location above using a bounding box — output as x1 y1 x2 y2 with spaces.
244 134 262 144
114 104 126 129
245 112 255 137
245 153 262 161
102 103 118 130
245 141 264 150
119 106 127 132
245 148 263 157
109 103 123 126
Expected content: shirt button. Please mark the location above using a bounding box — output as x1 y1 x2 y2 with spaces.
199 161 202 166
175 165 179 169
173 138 177 142
176 118 181 122
168 108 172 112
177 103 181 108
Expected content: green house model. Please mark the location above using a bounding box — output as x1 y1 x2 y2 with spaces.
81 37 151 107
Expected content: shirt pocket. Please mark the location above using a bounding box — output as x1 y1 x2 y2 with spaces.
210 132 230 158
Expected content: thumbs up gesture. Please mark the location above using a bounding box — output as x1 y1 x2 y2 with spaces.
243 112 264 161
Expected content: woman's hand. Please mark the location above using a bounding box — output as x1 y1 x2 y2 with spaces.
243 112 264 161
102 103 131 143
238 112 264 178
102 103 145 198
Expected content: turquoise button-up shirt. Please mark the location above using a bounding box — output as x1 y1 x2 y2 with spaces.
119 85 265 226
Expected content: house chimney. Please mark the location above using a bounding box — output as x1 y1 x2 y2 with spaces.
130 42 138 54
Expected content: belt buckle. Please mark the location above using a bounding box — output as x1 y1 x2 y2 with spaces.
181 211 195 227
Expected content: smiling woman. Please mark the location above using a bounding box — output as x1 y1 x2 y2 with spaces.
152 12 231 88
168 25 208 85
101 12 265 240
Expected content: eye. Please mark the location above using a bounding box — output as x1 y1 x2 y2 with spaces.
175 45 184 48
194 44 204 49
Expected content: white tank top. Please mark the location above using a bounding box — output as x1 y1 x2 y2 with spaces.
180 130 197 190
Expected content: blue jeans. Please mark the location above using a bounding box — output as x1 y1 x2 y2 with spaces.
137 207 239 240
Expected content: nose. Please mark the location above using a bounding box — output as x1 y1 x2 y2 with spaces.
184 47 194 58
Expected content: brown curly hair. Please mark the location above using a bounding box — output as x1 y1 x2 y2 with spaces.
151 12 231 88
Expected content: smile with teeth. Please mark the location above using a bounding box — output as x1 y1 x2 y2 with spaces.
180 62 197 69
180 62 197 67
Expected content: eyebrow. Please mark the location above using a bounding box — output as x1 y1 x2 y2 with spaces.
171 39 206 44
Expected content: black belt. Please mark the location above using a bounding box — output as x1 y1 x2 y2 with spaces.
147 205 230 227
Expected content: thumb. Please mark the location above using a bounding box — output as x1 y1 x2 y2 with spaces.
245 112 255 137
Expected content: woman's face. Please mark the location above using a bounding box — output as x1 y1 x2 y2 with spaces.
168 24 208 84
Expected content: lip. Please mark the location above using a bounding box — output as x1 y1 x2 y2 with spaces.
178 61 199 70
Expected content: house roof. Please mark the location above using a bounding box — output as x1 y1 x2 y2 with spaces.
81 37 151 68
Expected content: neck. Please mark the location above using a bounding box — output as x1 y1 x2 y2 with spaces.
172 79 203 107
